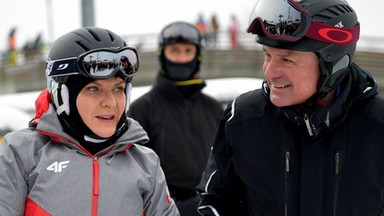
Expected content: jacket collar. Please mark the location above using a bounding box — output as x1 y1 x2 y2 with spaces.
274 63 378 137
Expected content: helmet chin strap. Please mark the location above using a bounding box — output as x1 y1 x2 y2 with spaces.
125 83 132 113
51 82 70 116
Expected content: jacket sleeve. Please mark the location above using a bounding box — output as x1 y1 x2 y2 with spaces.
144 154 180 216
0 134 29 215
196 103 244 216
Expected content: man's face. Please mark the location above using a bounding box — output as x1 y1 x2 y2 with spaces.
262 46 320 107
163 43 197 63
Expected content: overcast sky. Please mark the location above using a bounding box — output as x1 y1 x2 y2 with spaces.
0 0 382 52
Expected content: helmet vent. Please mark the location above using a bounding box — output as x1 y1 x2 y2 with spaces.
107 31 115 43
75 41 90 52
313 5 354 23
87 28 101 42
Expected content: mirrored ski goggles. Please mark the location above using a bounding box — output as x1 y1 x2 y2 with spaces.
160 23 201 45
46 47 139 81
246 0 360 45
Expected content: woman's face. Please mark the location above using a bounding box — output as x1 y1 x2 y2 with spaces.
76 77 126 138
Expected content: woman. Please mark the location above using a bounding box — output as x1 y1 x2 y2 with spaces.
0 27 179 216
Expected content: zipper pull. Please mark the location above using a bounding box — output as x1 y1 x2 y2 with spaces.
335 152 340 175
284 151 290 216
303 113 314 136
285 151 290 173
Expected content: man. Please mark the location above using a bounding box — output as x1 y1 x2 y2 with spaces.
128 21 223 216
197 0 384 215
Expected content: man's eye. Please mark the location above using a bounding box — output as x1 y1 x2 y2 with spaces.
283 58 294 63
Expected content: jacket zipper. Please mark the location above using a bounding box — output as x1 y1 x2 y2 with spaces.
92 157 100 216
284 151 290 216
303 113 314 136
333 152 341 216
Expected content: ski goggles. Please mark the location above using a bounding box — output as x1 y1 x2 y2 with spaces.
160 22 201 45
46 47 139 81
246 0 360 45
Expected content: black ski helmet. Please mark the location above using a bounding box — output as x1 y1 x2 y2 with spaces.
158 21 204 80
48 27 127 61
44 27 138 142
247 0 360 98
45 27 137 116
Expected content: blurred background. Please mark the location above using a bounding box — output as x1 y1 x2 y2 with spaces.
0 0 383 138
0 0 383 94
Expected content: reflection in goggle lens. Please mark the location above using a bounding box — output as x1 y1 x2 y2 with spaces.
79 47 139 79
247 0 307 41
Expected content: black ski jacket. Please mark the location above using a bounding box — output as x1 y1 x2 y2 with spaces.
197 64 384 216
129 75 223 200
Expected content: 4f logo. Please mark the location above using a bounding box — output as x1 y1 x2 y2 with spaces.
47 161 70 173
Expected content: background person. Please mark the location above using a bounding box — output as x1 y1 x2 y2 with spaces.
228 14 240 49
208 14 220 49
7 27 17 65
0 27 179 216
197 0 384 215
128 21 223 216
195 13 208 45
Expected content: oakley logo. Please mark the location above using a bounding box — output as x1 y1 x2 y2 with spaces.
318 28 353 44
57 63 69 70
335 21 344 28
47 161 70 173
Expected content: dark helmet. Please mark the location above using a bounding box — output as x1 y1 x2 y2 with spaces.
247 0 360 98
158 21 204 81
45 27 135 142
46 27 133 84
47 27 127 60
45 26 136 117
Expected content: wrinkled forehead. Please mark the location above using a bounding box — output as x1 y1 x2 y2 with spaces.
262 45 317 58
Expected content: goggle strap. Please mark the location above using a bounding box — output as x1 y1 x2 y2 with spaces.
306 21 360 45
47 57 79 77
